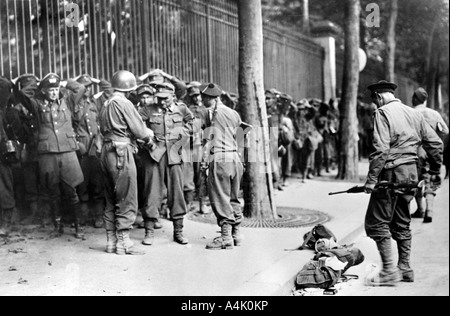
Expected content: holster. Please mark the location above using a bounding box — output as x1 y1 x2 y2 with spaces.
112 141 129 170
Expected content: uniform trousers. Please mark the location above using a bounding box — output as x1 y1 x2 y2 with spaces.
101 143 138 231
141 152 186 221
0 161 15 210
208 156 243 227
365 163 418 242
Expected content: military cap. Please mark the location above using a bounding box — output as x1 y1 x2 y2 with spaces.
17 74 40 90
367 80 398 94
40 73 61 89
99 79 112 92
200 83 222 97
413 87 428 103
265 88 281 97
297 99 311 110
136 84 155 96
187 85 201 97
279 93 293 102
155 82 175 98
76 74 94 87
187 81 202 89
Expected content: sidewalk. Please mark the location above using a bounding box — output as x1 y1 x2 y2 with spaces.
0 162 371 296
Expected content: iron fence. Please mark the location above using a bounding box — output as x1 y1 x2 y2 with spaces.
1 0 325 100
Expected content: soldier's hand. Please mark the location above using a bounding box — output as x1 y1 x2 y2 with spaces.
364 182 376 194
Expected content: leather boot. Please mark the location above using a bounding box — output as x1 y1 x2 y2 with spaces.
50 217 64 238
116 229 145 255
365 238 401 286
199 199 210 214
154 218 163 229
206 223 234 250
142 220 155 246
21 202 41 226
72 203 85 240
0 208 14 236
397 239 414 282
93 200 104 229
424 194 435 223
173 219 189 245
232 223 242 247
105 230 117 254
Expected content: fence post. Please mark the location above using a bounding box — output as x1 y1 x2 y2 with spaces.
206 4 213 82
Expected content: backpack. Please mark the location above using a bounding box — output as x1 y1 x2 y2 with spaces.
299 224 337 250
295 260 341 290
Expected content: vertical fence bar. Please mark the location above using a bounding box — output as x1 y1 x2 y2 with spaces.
36 0 42 78
206 4 213 82
14 0 20 77
29 0 35 75
21 0 28 74
81 1 87 74
0 3 4 76
103 0 110 79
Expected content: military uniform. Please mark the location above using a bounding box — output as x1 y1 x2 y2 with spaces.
410 88 449 223
18 73 85 237
182 84 207 212
364 81 443 286
265 89 282 190
200 83 244 250
71 75 105 228
13 74 41 225
139 83 193 245
99 91 153 233
0 107 16 234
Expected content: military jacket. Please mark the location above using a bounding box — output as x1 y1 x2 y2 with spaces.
100 93 153 144
414 104 449 141
139 102 193 165
72 95 101 156
187 103 205 146
367 99 443 184
19 81 84 154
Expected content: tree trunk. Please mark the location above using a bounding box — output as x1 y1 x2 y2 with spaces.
237 0 277 220
384 0 398 82
302 0 310 36
337 0 360 181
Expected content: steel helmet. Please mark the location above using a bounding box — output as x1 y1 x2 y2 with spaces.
111 70 137 92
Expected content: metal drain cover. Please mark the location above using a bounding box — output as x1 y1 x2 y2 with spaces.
187 207 330 228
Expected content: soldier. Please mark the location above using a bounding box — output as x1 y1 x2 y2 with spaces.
200 83 244 250
363 81 442 286
134 84 162 230
410 87 448 223
279 94 296 186
99 70 154 255
0 77 17 236
138 82 193 246
265 89 283 191
71 74 105 228
11 74 42 225
17 73 86 239
183 82 210 214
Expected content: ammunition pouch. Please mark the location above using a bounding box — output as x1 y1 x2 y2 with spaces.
112 141 129 170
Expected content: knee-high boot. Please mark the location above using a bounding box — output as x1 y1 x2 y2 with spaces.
397 239 414 282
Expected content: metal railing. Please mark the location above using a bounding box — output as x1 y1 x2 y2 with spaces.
1 0 325 100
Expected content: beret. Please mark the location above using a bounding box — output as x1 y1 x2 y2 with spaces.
367 80 398 94
200 83 222 97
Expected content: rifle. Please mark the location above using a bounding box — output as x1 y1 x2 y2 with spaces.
328 181 424 196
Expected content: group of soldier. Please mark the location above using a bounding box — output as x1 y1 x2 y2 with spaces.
265 89 340 190
0 69 245 254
